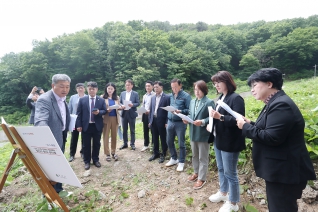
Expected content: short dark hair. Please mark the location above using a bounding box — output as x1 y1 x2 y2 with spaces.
76 83 85 88
87 81 98 88
103 82 118 100
193 80 208 96
247 68 283 90
125 79 134 86
145 80 154 86
154 81 163 87
170 78 181 85
211 71 236 94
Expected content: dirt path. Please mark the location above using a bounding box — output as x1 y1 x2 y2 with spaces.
1 138 317 211
64 139 267 212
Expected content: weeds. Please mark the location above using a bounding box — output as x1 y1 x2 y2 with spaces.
185 196 194 206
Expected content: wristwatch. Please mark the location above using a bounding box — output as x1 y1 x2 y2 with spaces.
220 115 224 121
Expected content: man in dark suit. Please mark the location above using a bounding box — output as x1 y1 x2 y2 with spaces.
76 82 106 170
34 74 71 194
148 81 170 163
119 79 140 150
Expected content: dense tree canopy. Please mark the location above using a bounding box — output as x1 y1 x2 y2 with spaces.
1 15 318 114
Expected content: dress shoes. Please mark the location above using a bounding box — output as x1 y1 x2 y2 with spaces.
131 145 136 150
119 144 128 150
69 156 74 162
149 154 160 161
158 155 166 163
93 161 101 168
84 163 90 170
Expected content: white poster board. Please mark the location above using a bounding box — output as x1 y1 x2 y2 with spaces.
14 126 82 188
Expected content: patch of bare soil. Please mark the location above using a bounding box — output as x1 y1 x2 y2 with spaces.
1 139 318 212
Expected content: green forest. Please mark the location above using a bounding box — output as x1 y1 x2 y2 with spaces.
1 15 318 118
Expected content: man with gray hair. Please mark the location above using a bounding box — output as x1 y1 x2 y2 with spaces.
34 74 71 194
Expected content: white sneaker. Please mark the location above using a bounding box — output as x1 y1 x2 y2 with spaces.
165 158 179 167
141 146 149 152
176 163 184 172
209 190 229 203
47 202 57 210
218 201 239 212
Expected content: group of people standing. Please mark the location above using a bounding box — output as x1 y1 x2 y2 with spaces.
27 67 316 212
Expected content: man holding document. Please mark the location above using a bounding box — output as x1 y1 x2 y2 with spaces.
165 78 191 172
141 80 155 152
119 79 140 150
68 83 86 162
76 82 106 170
148 81 170 163
34 74 71 194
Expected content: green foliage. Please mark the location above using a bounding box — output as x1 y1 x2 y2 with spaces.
243 203 259 212
243 78 318 159
1 110 29 125
0 143 24 186
185 196 194 206
1 16 318 112
120 192 129 199
200 203 207 209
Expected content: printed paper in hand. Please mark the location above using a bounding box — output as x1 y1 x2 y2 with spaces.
216 100 243 120
123 100 132 110
68 114 77 132
160 106 178 112
109 104 120 110
15 126 82 188
207 106 213 132
136 106 147 114
176 113 193 124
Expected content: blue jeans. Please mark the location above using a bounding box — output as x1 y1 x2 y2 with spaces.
117 126 123 140
214 142 240 203
166 120 187 163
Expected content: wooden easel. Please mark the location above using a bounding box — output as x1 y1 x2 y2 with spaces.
0 123 69 211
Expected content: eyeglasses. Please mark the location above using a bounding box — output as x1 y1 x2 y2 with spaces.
213 81 221 86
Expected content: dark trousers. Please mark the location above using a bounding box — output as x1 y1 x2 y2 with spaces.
151 117 168 156
69 127 83 156
122 112 136 146
265 181 307 212
142 113 150 146
54 129 68 193
82 123 102 164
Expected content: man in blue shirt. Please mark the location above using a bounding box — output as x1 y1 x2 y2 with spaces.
165 79 191 172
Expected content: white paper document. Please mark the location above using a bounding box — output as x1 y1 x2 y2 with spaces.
136 106 147 114
109 104 120 110
176 113 194 124
160 106 178 112
123 100 132 110
217 100 243 120
14 126 82 188
207 106 213 132
68 114 77 132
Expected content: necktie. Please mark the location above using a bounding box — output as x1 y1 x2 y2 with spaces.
91 98 95 122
